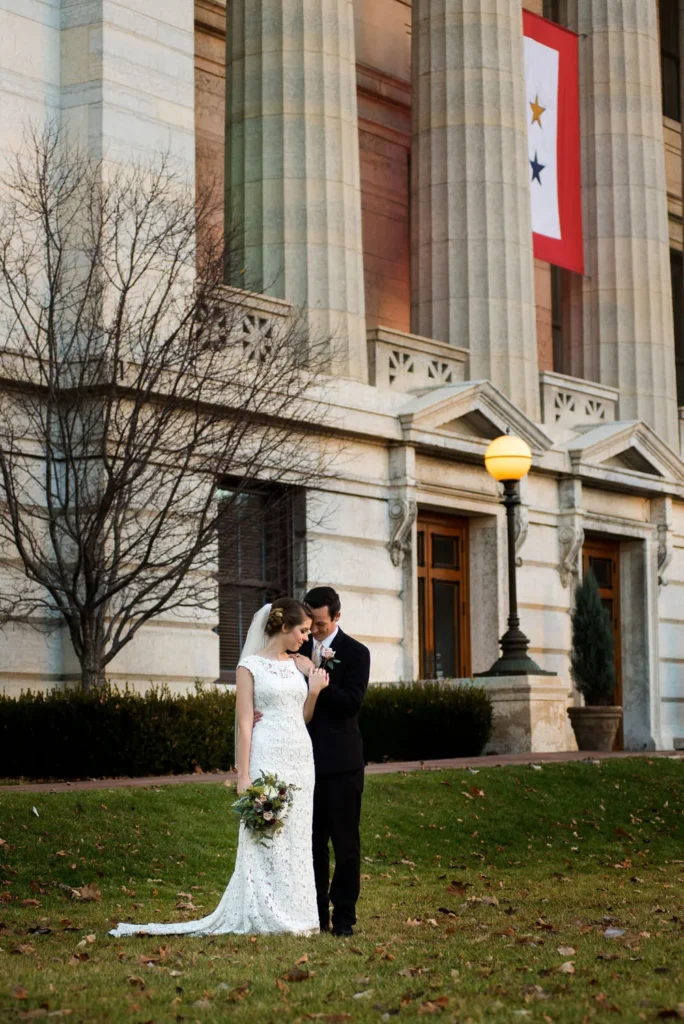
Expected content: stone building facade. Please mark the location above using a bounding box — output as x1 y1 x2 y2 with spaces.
1 0 683 751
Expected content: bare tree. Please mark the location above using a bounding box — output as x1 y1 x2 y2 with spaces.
0 126 328 690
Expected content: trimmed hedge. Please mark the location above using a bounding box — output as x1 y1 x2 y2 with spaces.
0 679 492 781
360 681 492 763
0 685 236 781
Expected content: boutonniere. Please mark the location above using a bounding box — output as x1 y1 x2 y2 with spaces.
320 646 341 671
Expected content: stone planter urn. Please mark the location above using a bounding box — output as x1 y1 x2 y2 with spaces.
568 706 623 752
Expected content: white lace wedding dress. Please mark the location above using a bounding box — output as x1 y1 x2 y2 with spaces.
108 655 318 937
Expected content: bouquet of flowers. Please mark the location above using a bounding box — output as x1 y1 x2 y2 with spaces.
231 772 297 844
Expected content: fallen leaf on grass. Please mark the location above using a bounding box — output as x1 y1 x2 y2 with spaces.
352 990 373 1000
282 968 313 982
14 944 36 955
604 927 625 939
127 976 146 989
557 961 575 974
11 985 29 1000
21 899 41 908
557 946 576 956
72 884 101 903
225 984 251 1002
418 997 449 1015
521 985 551 1002
657 1007 684 1020
303 1015 351 1022
193 998 212 1009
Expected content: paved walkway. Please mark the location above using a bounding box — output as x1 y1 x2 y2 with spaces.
1 748 680 795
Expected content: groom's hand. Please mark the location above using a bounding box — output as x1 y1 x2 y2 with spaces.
253 709 263 725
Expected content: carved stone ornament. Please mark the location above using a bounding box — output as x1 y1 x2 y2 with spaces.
558 521 584 588
657 523 673 588
514 502 529 567
388 499 417 567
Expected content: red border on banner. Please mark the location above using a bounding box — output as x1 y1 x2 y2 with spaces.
523 10 584 275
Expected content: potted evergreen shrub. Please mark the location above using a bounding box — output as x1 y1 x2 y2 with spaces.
567 570 622 751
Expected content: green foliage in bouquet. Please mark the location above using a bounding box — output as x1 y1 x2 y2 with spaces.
570 570 616 706
231 772 297 845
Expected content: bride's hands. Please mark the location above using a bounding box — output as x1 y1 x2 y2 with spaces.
237 776 251 795
308 666 329 696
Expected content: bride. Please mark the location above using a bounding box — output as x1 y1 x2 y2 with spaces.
108 597 329 937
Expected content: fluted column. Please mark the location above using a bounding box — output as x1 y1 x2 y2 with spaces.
411 0 540 420
225 0 367 381
565 0 679 446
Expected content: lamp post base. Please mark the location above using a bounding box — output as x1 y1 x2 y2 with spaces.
475 625 556 678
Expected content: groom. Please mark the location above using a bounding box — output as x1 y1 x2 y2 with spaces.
292 586 370 937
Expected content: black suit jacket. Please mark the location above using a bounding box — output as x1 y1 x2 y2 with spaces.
302 628 370 775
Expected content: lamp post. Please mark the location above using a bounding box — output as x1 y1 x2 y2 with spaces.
479 434 550 677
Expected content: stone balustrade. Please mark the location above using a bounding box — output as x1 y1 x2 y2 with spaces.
540 371 619 431
367 327 468 393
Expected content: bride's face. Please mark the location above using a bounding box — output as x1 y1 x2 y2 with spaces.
284 617 312 651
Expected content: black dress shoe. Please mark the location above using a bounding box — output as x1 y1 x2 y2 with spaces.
331 926 353 937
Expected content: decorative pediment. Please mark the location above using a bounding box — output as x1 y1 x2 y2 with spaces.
398 381 552 455
567 421 684 489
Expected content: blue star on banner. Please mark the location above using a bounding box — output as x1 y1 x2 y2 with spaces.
530 151 545 185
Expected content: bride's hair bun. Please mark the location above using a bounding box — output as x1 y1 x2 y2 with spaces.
264 597 309 636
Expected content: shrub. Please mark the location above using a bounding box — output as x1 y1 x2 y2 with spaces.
570 570 616 706
360 681 493 762
0 684 236 781
0 679 493 780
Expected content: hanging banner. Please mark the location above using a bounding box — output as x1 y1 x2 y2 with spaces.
523 10 583 274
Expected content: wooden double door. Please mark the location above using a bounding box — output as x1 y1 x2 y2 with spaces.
417 512 471 680
582 537 623 748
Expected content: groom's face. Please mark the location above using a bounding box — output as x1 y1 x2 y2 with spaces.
308 605 341 642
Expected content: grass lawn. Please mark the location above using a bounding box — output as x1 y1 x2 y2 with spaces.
1 758 684 1023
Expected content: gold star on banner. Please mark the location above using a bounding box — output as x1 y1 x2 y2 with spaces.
530 94 546 127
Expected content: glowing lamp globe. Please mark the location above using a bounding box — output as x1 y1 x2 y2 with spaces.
484 435 532 482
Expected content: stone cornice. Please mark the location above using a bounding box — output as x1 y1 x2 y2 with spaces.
398 381 553 457
566 421 684 495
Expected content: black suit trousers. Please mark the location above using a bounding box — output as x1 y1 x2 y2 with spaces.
312 769 364 931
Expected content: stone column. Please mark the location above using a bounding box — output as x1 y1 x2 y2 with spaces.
60 1 196 180
225 1 367 381
411 0 540 421
565 0 679 448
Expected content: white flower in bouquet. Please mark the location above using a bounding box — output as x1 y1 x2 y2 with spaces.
262 811 274 821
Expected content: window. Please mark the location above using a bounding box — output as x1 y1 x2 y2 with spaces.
582 539 622 749
671 249 684 405
416 513 470 680
543 0 561 23
216 484 305 681
660 1 681 121
551 264 564 373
